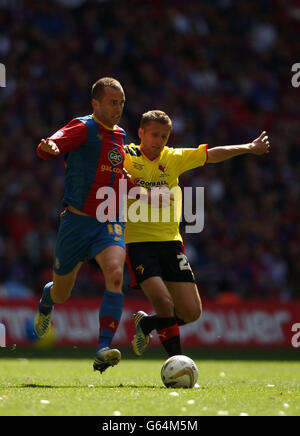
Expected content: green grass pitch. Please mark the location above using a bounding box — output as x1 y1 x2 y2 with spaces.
0 348 299 416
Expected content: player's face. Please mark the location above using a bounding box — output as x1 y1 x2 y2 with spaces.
139 121 171 160
92 87 125 128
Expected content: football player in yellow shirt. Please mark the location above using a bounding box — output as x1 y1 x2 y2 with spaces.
124 110 270 358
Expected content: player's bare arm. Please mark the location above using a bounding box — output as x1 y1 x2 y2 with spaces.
207 131 270 163
40 138 60 155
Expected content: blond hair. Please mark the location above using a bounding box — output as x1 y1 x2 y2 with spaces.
140 110 172 130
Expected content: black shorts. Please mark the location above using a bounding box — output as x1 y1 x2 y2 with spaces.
126 241 195 287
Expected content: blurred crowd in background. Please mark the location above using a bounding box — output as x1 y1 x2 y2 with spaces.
0 0 299 300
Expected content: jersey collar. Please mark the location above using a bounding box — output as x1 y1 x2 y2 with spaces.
140 146 164 162
92 113 116 131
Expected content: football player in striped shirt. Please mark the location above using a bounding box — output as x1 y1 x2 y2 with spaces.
34 77 128 374
125 110 270 358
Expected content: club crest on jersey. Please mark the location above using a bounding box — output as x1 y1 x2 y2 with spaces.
136 264 145 275
133 162 144 171
108 149 123 166
159 164 167 173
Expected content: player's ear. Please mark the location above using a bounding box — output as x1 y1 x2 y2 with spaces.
91 98 100 111
138 127 144 140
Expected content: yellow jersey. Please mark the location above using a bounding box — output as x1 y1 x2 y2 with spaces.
124 143 207 243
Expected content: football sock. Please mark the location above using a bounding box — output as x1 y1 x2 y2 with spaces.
140 314 182 356
141 314 187 331
38 282 55 315
156 317 182 357
97 290 124 351
140 315 158 335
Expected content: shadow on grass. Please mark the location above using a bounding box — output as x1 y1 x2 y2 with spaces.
1 347 299 361
13 383 164 390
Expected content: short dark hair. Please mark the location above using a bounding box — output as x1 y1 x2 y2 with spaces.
91 77 124 101
140 110 172 129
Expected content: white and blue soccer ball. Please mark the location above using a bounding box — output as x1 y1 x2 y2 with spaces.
161 355 198 388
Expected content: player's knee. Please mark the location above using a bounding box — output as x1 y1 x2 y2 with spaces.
104 264 123 290
112 266 123 284
103 261 123 277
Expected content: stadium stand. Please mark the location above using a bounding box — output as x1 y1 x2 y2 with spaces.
0 0 299 300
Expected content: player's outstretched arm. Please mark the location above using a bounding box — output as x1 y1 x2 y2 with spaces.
37 138 61 160
37 119 88 160
207 131 270 163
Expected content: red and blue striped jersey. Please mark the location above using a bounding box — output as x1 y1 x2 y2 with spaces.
37 114 126 219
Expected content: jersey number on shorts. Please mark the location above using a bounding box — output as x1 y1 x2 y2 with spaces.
177 253 191 271
108 224 123 236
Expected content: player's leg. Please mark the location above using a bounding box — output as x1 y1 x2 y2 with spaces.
34 209 88 338
141 276 174 318
91 221 126 373
34 262 83 338
94 244 125 351
161 242 201 326
135 242 200 356
127 242 182 357
165 281 202 325
138 276 182 357
134 281 202 357
51 262 83 303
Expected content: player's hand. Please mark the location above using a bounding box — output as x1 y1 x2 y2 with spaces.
150 186 174 208
40 138 60 155
249 131 270 155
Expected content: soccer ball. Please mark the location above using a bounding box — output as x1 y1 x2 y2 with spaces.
161 355 198 388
